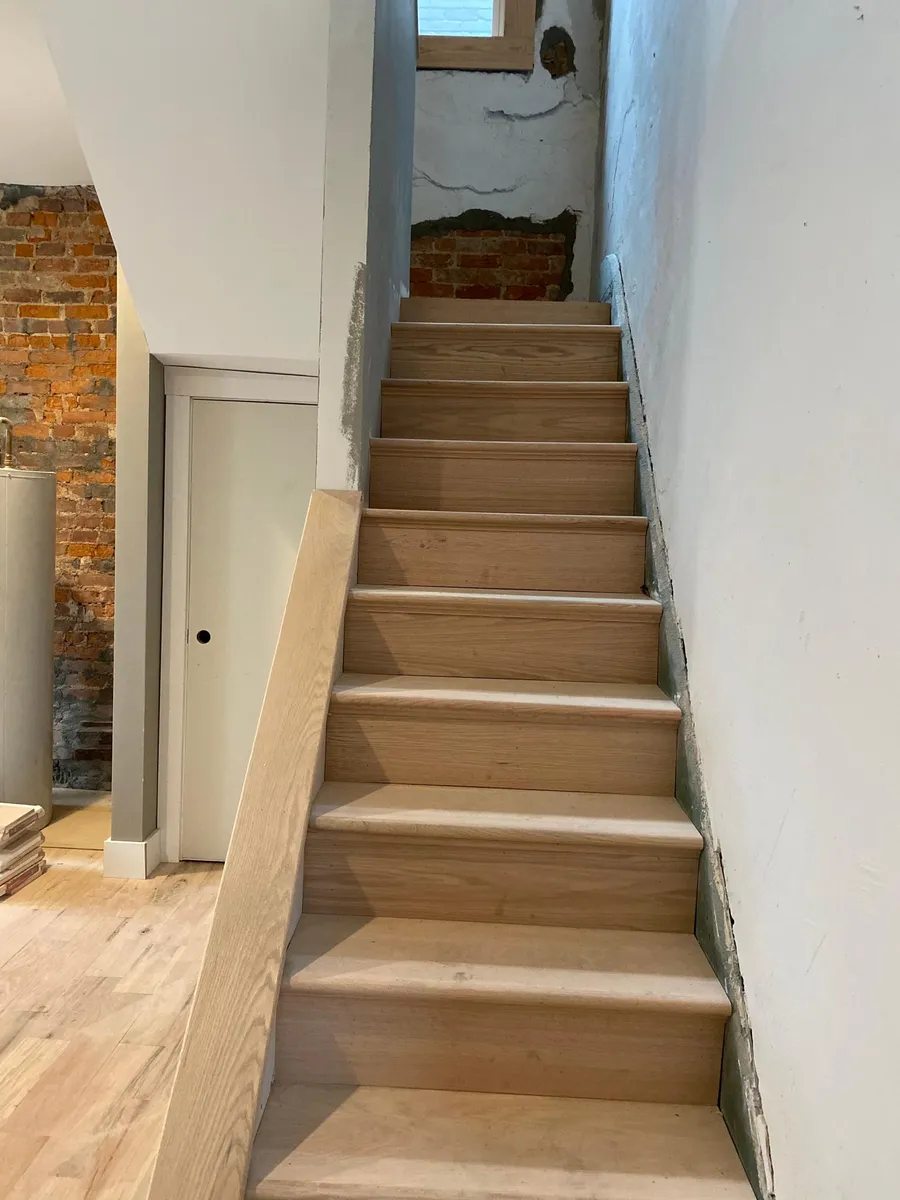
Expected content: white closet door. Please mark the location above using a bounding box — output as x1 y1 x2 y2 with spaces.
181 398 316 861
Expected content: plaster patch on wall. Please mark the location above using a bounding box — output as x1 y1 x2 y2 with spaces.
340 263 366 488
413 0 603 298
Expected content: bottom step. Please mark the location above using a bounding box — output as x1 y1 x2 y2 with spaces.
249 1084 754 1199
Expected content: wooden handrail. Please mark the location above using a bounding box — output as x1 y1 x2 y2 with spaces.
146 489 362 1200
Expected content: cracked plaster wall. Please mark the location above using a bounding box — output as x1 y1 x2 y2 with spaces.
413 0 604 298
600 2 900 1197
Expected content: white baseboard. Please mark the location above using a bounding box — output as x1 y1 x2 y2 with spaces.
103 829 162 879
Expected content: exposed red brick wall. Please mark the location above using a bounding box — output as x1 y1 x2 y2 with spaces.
0 184 116 789
410 228 569 301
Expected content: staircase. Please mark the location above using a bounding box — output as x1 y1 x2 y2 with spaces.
246 299 754 1199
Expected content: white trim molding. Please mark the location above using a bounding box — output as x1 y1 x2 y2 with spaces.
164 366 318 405
104 829 162 879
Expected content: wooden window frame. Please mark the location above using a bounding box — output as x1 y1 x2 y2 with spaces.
417 0 537 72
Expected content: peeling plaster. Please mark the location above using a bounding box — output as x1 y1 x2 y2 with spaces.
413 0 604 297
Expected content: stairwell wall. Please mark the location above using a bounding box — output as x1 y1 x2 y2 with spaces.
413 0 606 299
598 3 900 1198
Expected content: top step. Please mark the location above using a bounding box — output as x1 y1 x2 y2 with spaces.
391 323 622 383
400 297 612 325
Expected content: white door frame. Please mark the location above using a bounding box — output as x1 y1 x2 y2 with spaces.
158 367 317 863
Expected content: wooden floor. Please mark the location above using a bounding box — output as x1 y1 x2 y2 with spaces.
0 848 221 1199
44 794 112 852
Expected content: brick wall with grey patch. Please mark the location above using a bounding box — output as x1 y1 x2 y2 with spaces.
0 184 116 790
409 210 577 301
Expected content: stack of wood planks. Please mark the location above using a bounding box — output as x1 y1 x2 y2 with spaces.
0 804 47 898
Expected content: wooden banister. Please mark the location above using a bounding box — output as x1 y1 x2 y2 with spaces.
145 489 362 1200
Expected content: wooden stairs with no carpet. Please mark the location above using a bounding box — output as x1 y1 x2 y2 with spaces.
246 298 754 1199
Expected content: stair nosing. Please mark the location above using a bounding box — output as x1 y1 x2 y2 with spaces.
282 916 729 1018
363 508 648 533
347 585 661 622
310 783 701 852
330 674 681 725
382 377 630 391
370 437 638 461
392 321 624 335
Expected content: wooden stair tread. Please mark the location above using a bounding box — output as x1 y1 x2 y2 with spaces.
349 584 661 619
395 321 624 334
284 915 729 1016
383 378 629 392
371 437 637 459
331 674 681 723
249 1084 754 1199
400 296 613 324
311 782 701 850
365 507 647 531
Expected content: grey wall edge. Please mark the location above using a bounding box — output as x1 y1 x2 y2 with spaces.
600 253 775 1200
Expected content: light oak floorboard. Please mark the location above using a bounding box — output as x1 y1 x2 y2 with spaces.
43 800 111 851
0 850 220 1200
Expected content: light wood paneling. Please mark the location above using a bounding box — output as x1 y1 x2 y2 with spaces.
146 491 361 1200
390 323 622 382
249 1084 755 1200
380 379 629 443
275 915 727 1104
0 849 220 1200
325 675 680 796
304 783 700 931
399 298 612 324
343 586 661 683
369 439 637 515
358 510 648 593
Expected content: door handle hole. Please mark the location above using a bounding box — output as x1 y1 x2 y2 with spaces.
196 629 211 644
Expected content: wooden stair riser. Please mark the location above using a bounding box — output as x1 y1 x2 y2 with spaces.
399 298 613 324
369 441 637 516
343 601 661 684
276 993 725 1105
358 514 647 592
380 381 629 443
325 711 678 795
390 324 622 382
303 831 700 933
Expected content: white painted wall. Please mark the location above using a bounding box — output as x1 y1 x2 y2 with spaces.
601 2 900 1197
414 0 603 298
40 0 329 375
317 0 417 490
0 0 89 183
